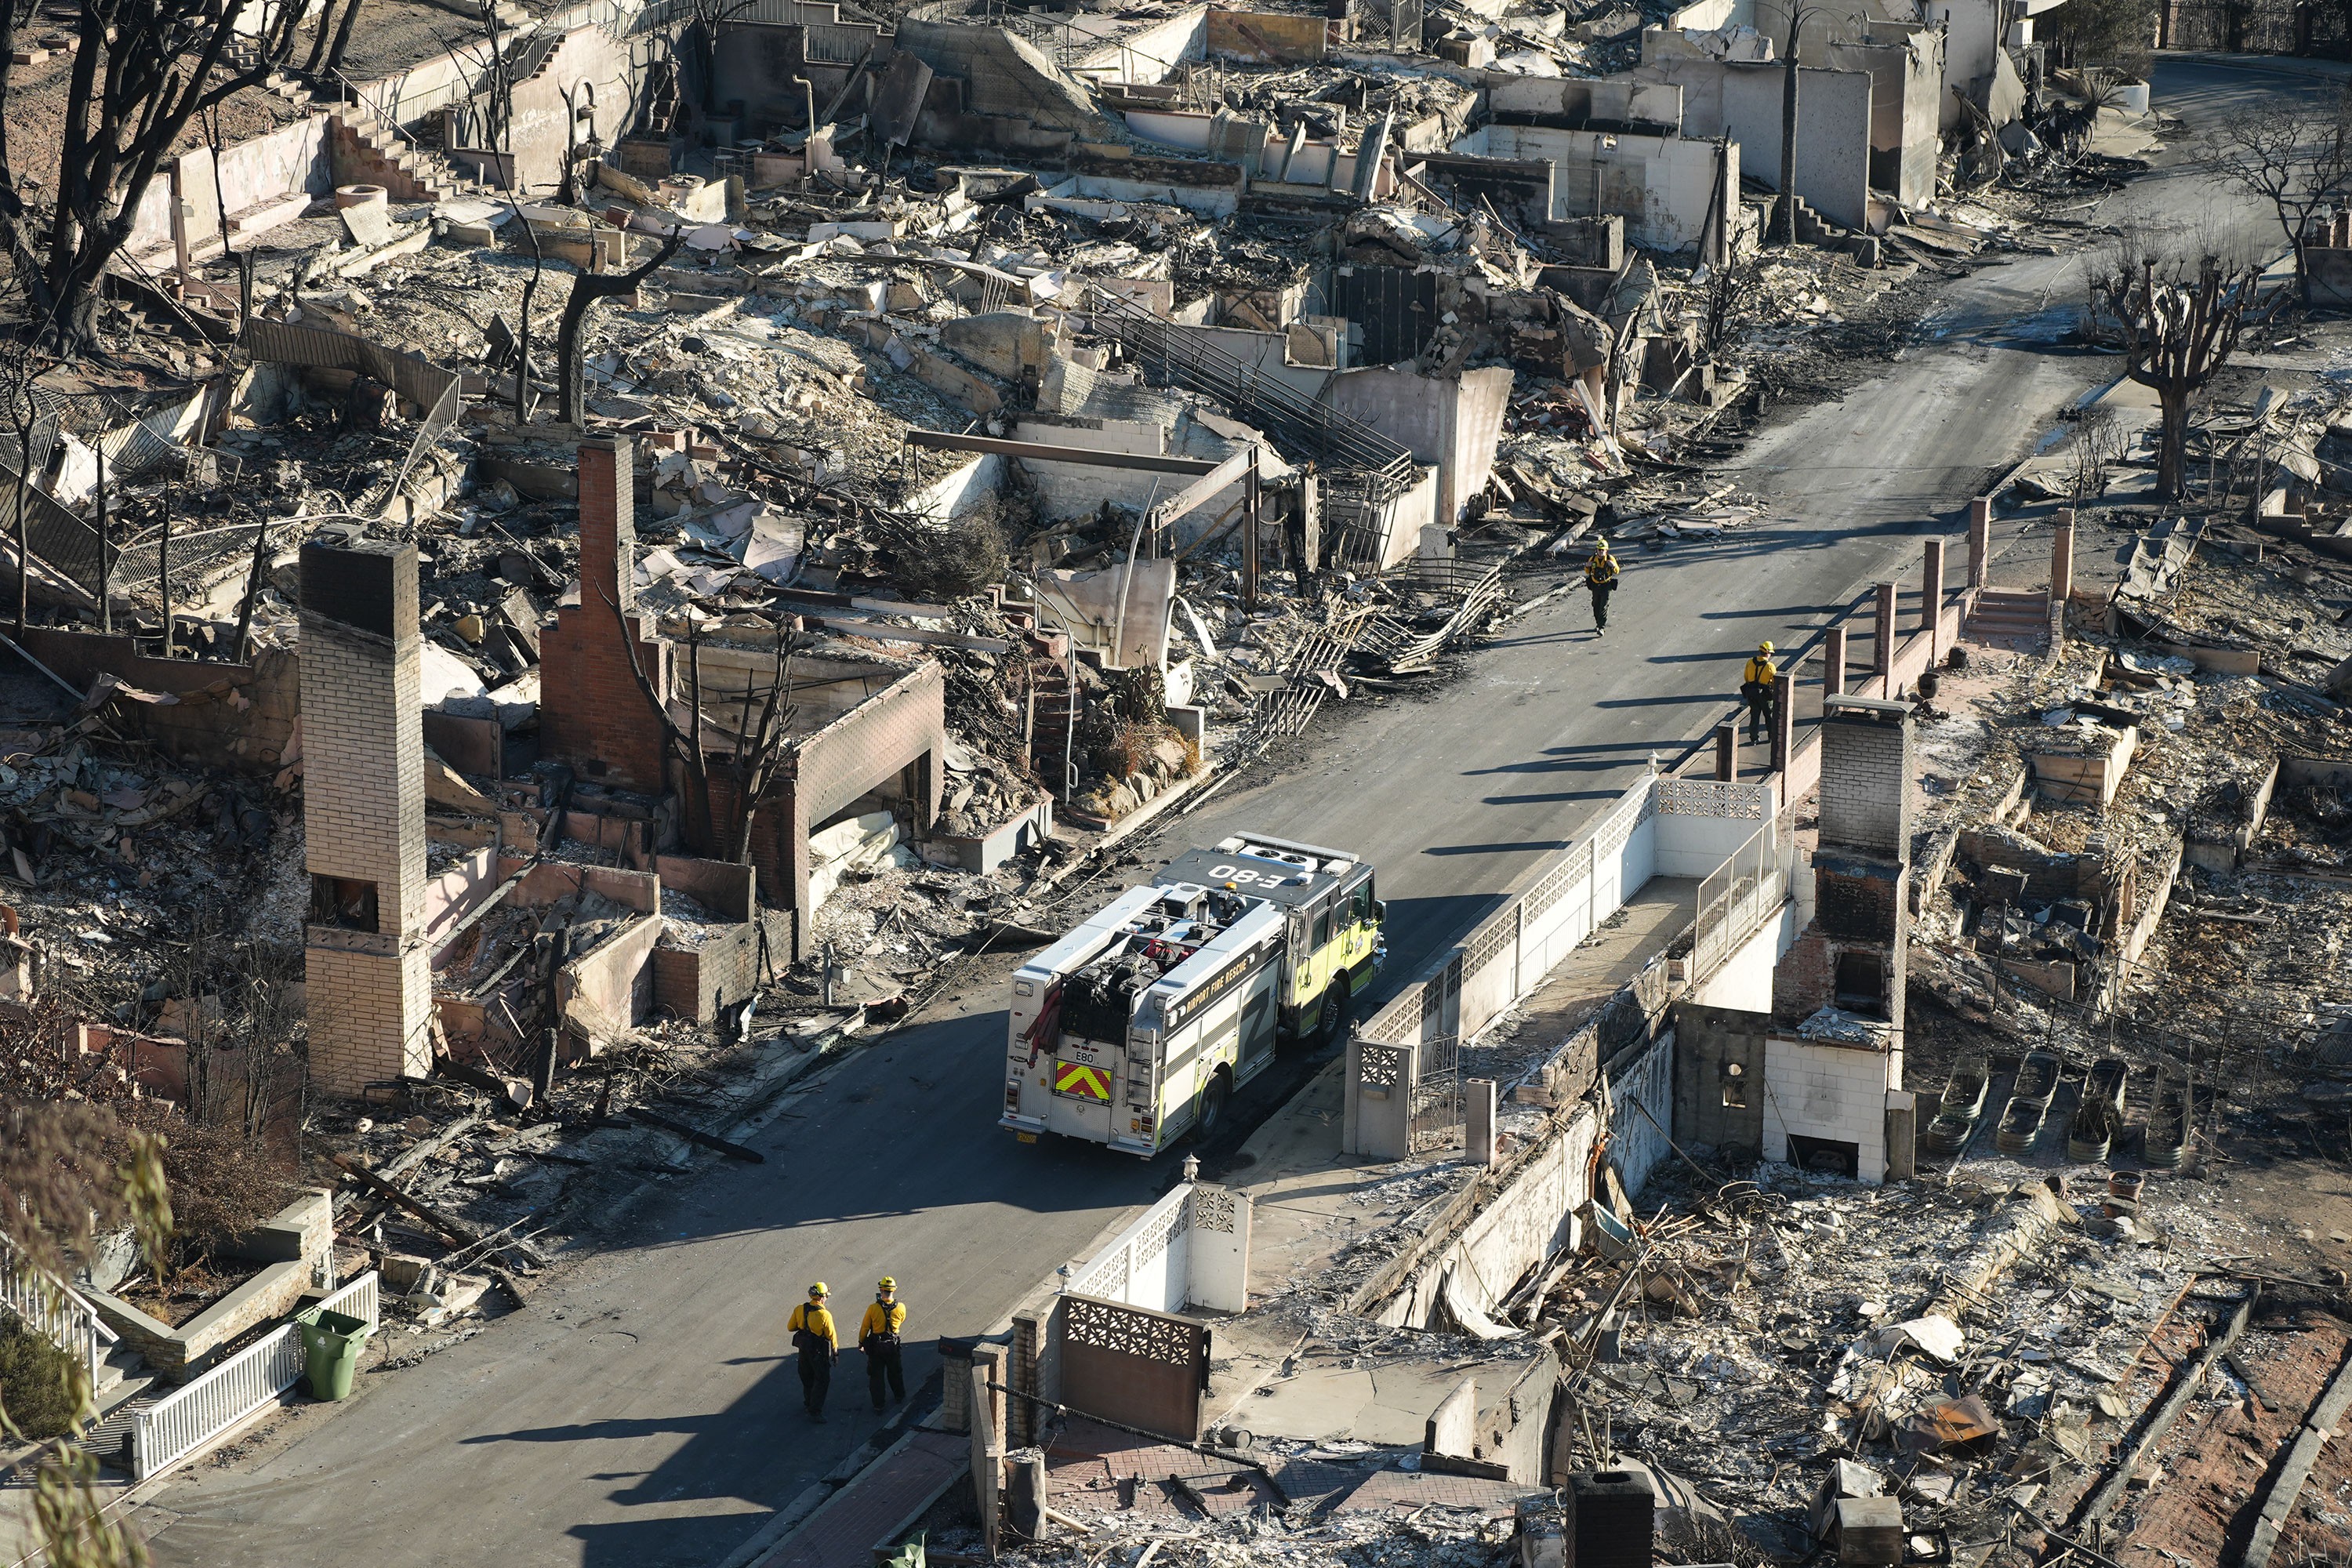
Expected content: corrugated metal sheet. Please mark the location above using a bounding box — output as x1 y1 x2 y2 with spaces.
241 318 462 499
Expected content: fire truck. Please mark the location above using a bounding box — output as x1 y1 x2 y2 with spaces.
1000 833 1383 1156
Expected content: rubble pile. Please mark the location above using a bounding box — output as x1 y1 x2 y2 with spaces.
962 1501 1516 1566
1541 1163 2252 1559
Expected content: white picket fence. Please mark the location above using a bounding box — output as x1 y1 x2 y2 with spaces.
132 1272 380 1481
0 1231 114 1386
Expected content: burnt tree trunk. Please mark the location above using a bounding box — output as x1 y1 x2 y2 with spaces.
557 228 688 426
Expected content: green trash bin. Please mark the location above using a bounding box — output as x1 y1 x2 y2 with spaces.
296 1307 372 1401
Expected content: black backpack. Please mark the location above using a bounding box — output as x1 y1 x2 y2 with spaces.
866 1300 902 1350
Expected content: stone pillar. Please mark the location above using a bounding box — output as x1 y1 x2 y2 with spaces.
1824 626 1847 699
2050 510 2075 606
1967 497 1991 587
1885 1089 1918 1181
1344 1033 1415 1160
301 531 432 1095
1873 582 1897 682
1770 670 1795 775
1922 539 1945 664
1467 1078 1497 1166
1715 721 1738 781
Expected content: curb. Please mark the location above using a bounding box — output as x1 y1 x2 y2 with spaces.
2158 49 2352 79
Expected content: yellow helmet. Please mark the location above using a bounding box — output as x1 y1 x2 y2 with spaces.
1759 641 1774 654
809 1282 829 1298
877 1277 896 1292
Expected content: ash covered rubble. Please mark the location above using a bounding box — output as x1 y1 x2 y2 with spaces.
0 0 2202 1476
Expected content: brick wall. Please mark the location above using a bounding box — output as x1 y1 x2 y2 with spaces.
539 437 673 793
300 537 432 1094
23 629 299 773
652 926 760 1022
1818 698 1912 857
1762 1033 1893 1181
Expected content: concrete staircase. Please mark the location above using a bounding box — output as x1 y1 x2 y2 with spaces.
330 110 488 204
1773 192 1883 270
1963 588 2053 648
263 66 315 111
85 1345 160 1471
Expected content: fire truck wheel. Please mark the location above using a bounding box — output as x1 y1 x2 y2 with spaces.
1315 979 1352 1046
1196 1069 1232 1139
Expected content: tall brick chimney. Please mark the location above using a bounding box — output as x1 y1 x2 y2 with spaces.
1802 695 1914 1036
578 437 636 617
300 529 433 1094
1818 695 1913 858
539 434 672 791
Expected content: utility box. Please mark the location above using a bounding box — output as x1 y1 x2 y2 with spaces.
1835 1496 1904 1566
1562 1468 1652 1568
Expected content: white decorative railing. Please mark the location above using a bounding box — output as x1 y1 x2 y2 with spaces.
0 1232 111 1387
132 1272 379 1481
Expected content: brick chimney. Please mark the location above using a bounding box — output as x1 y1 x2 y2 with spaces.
1784 695 1915 1036
299 529 433 1094
578 437 637 617
539 434 672 791
1818 695 1913 858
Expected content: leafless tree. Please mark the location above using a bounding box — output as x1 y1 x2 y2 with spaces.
670 0 770 115
1766 0 1839 246
1699 255 1762 354
302 0 367 82
0 328 49 640
602 601 800 865
2091 245 2270 499
508 200 545 417
2204 84 2352 304
0 0 307 353
557 227 687 426
715 628 798 864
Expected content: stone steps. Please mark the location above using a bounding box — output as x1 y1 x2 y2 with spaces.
332 111 489 204
1965 590 2052 644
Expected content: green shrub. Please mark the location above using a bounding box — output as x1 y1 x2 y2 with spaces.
0 1320 88 1441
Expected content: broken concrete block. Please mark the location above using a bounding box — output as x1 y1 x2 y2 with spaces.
495 589 542 661
379 1253 437 1294
1425 1376 1477 1459
423 747 495 816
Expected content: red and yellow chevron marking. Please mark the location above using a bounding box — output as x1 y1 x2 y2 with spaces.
1054 1060 1112 1101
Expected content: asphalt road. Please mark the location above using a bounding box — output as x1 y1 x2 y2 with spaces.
132 57 2303 1568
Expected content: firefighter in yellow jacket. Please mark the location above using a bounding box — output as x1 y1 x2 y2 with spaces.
1584 541 1621 634
859 1278 909 1412
1742 642 1778 744
788 1283 838 1421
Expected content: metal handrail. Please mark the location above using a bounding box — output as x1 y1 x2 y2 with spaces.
1080 283 1415 488
1690 818 1793 980
0 1232 108 1386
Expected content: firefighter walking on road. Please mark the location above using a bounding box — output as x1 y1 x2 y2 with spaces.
1742 641 1778 744
1584 540 1621 635
860 1278 909 1412
789 1283 839 1421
